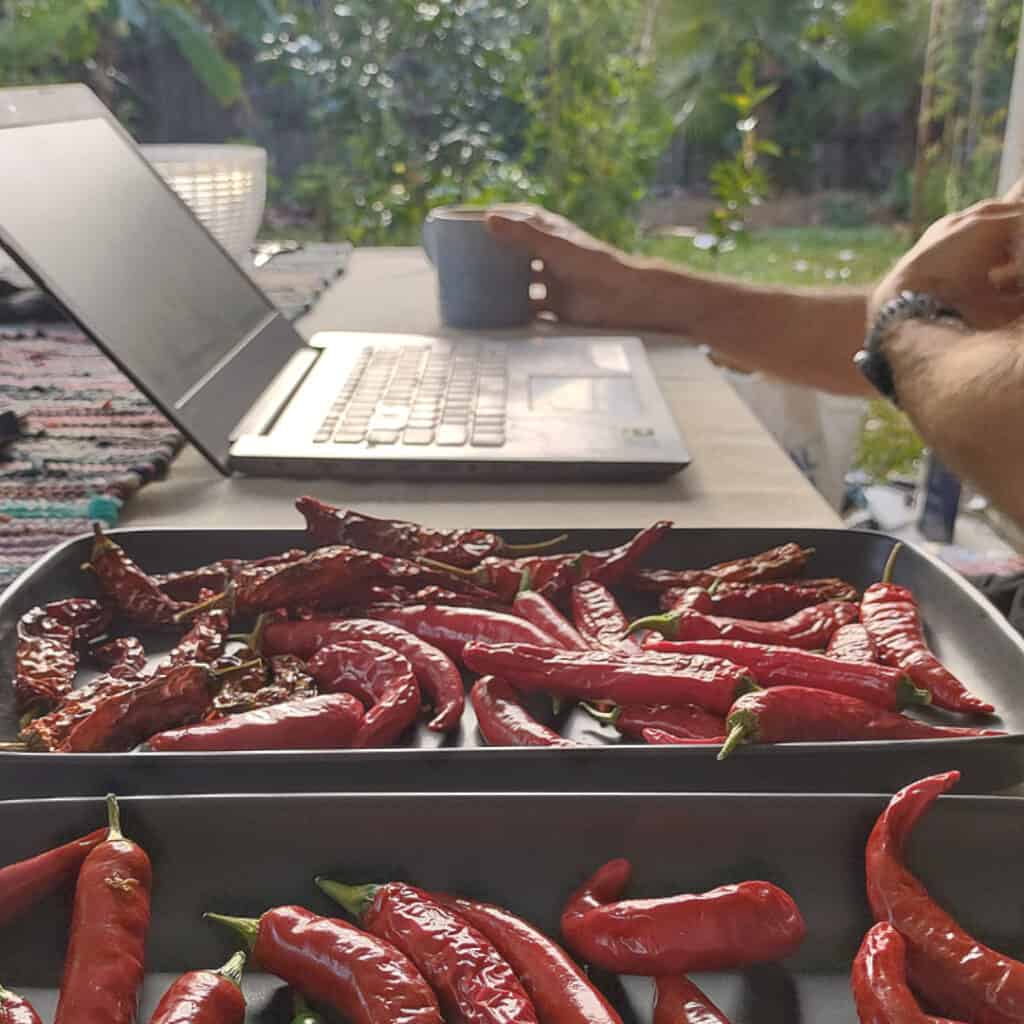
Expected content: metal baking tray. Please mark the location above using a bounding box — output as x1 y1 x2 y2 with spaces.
1 526 1022 797
2 790 1021 1023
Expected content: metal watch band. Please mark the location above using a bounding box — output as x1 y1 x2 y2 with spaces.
854 291 962 406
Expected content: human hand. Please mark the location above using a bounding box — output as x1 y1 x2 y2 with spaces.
485 205 652 328
869 199 1024 331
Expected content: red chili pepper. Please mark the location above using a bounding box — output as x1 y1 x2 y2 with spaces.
88 525 184 625
717 688 1003 760
851 923 946 1024
513 591 590 650
653 976 731 1024
260 617 464 733
471 677 578 748
54 795 152 1024
645 640 929 711
296 496 566 568
318 879 539 1024
210 655 317 717
0 827 106 928
826 623 879 664
630 601 859 650
433 522 672 603
640 728 723 746
308 641 420 747
562 858 632 939
0 987 42 1024
148 694 364 752
571 582 641 652
155 550 306 602
206 905 443 1024
582 701 725 741
462 643 756 716
90 637 148 678
353 584 510 613
660 579 859 620
866 771 1024 1022
430 892 623 1024
560 859 805 975
147 951 247 1024
14 599 112 712
861 583 993 715
629 543 815 593
366 605 561 662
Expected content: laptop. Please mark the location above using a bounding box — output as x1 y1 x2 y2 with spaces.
0 84 690 481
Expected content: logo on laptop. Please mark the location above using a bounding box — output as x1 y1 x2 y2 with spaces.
622 425 657 447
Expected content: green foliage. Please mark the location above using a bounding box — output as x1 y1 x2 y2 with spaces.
857 400 925 479
821 193 873 229
0 0 104 83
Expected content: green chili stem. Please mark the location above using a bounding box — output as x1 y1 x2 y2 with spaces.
897 676 932 709
0 742 28 752
516 567 533 595
217 950 247 987
881 543 903 585
580 702 620 725
625 611 678 637
292 992 323 1024
204 913 261 951
502 533 569 554
717 723 749 761
315 878 380 920
106 793 124 842
416 556 476 578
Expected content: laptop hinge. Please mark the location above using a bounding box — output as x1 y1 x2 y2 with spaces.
230 347 319 440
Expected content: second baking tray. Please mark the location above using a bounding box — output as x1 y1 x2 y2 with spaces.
1 526 1022 797
2 789 1023 1022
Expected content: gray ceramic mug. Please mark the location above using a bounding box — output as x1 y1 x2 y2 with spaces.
423 205 532 328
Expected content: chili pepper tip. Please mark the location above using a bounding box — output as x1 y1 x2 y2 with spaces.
204 912 261 951
717 723 750 761
105 793 124 841
881 543 903 585
315 878 380 919
217 949 247 987
896 676 932 709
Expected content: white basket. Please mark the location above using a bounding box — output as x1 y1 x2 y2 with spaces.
140 144 267 261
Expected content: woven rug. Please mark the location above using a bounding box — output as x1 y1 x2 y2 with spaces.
0 242 351 590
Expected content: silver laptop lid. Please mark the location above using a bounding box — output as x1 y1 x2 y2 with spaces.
0 84 305 473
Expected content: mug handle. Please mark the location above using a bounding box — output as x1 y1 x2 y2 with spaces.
422 214 438 264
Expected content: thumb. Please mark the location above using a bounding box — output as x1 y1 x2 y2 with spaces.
486 211 562 259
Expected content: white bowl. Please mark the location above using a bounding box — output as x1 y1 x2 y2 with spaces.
140 144 267 261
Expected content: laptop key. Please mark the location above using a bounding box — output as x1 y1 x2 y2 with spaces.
332 429 367 444
436 425 468 446
402 428 435 445
471 432 506 447
366 429 400 445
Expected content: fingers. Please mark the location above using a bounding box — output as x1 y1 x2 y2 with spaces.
990 261 1022 292
1003 175 1024 203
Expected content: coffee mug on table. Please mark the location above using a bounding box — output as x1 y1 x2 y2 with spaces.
422 205 532 328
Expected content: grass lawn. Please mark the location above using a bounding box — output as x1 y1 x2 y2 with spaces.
641 225 922 480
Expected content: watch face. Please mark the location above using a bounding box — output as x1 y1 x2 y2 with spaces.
854 348 898 405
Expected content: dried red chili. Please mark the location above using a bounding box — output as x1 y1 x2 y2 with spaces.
571 581 641 652
645 639 929 711
308 641 420 748
631 601 859 650
148 693 364 752
260 617 464 733
560 859 805 975
206 905 443 1024
90 637 148 678
826 623 878 664
851 923 939 1024
718 688 1003 760
653 975 731 1024
147 951 247 1024
54 795 152 1024
628 543 814 593
866 771 1024 1022
0 827 106 928
462 642 756 716
155 550 306 602
210 655 315 718
660 578 858 620
88 525 184 625
582 701 725 741
0 987 42 1024
318 879 540 1024
431 892 623 1024
471 677 578 748
297 496 565 568
513 590 590 650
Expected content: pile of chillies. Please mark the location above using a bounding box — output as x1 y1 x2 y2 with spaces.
2 499 1002 757
1 792 806 1024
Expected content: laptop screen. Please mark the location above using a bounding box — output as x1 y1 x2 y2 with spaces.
0 117 277 409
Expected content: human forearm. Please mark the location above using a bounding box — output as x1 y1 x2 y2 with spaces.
620 255 872 395
888 319 1024 524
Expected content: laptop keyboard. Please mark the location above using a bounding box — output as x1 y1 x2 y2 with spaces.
313 342 508 448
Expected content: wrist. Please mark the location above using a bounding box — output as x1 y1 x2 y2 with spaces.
614 254 705 334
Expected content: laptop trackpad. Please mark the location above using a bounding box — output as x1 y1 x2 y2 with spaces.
529 376 641 415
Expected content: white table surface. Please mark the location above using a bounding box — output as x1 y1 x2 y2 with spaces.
123 247 839 532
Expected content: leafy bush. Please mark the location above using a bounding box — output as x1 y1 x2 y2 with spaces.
821 193 872 229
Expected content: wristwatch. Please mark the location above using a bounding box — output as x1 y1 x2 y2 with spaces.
854 291 962 405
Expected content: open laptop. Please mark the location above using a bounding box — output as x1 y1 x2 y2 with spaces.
0 84 690 481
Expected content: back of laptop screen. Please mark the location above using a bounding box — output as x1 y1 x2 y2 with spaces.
0 117 276 412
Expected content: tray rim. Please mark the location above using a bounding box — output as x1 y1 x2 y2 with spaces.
1 524 1021 764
